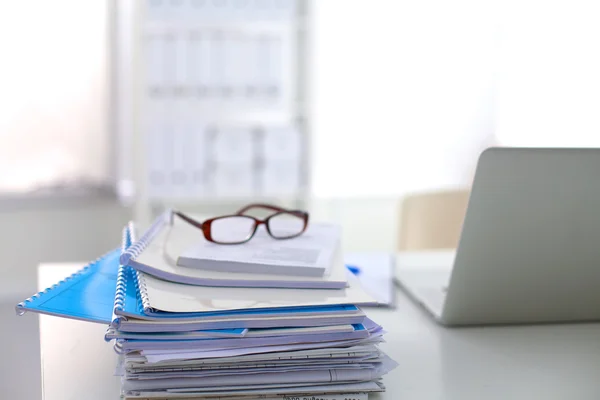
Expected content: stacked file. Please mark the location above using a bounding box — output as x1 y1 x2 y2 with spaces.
16 212 397 399
115 320 394 399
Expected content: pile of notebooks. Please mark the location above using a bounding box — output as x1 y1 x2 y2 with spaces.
16 211 397 400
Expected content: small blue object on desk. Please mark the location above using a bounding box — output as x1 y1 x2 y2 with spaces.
344 254 396 307
346 264 361 276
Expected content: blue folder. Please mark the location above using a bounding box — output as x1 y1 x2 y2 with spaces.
16 248 121 324
14 248 245 337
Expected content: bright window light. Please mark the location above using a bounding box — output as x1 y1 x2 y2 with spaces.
0 1 109 193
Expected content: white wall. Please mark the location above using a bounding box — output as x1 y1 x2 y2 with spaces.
310 0 497 198
495 0 600 147
310 0 600 179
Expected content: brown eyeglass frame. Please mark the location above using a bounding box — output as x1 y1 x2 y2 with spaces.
172 203 309 244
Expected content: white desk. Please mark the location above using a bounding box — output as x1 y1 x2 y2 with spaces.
38 262 600 400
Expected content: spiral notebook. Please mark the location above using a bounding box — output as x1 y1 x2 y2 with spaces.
114 324 370 354
112 254 364 324
120 211 348 289
112 225 372 331
16 225 369 334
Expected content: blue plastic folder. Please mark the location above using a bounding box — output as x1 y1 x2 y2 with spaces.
15 229 247 337
16 249 121 324
14 249 238 335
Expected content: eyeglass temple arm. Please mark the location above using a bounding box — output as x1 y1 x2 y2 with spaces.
172 210 205 229
236 203 290 215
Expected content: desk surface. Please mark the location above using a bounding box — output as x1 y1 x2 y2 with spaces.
38 261 600 400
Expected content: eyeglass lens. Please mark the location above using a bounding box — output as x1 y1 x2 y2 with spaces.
210 216 256 244
268 212 305 239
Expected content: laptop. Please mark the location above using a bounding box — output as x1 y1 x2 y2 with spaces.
396 147 600 326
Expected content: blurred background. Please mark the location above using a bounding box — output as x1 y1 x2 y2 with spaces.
1 1 600 396
3 0 600 294
3 0 600 298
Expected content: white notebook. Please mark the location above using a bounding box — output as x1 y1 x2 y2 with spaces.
121 212 348 289
177 223 340 278
136 269 375 313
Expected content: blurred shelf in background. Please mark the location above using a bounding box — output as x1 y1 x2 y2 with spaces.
112 0 311 222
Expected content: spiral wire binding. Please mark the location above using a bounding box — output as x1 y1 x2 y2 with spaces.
105 327 118 341
108 227 132 335
114 339 125 355
15 250 118 316
134 272 146 315
134 268 153 314
120 210 171 265
111 228 131 351
113 226 132 314
112 268 128 315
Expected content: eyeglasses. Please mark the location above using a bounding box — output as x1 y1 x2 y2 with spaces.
172 203 309 245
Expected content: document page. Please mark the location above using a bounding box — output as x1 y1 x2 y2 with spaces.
178 222 341 277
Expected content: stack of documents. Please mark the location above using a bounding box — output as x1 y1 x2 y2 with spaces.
16 212 397 399
122 212 347 288
115 316 395 398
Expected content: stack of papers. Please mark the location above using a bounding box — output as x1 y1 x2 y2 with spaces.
16 212 397 399
117 319 396 399
121 212 349 288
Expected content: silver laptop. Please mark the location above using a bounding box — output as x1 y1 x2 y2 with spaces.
396 147 600 326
